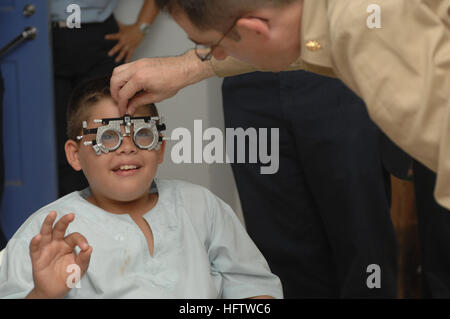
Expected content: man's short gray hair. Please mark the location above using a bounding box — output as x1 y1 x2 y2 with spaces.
155 0 299 31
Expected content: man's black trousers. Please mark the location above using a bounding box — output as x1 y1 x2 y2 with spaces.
222 71 398 298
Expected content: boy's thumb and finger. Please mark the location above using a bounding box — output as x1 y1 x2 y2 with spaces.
29 234 42 260
76 245 93 274
64 232 89 251
64 232 93 273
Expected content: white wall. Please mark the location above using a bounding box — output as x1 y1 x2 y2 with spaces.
114 1 245 224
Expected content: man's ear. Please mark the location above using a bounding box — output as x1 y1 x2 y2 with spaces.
235 17 270 41
157 139 166 164
65 140 83 171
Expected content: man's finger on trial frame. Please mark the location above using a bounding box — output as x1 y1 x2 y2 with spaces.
52 213 75 241
117 80 143 115
39 211 57 245
128 91 154 115
110 64 135 101
112 62 131 75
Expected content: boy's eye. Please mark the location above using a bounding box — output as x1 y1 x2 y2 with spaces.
134 128 155 148
103 133 114 140
101 130 120 149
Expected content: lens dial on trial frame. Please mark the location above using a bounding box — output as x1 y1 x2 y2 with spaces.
78 115 166 156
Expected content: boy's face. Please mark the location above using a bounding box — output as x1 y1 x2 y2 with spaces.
65 98 165 202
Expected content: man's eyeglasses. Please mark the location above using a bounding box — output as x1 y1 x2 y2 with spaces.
194 18 240 62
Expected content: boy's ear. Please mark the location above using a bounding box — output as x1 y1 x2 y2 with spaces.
65 140 83 171
235 17 270 41
157 140 166 164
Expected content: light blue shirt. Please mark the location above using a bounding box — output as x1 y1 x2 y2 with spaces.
0 179 283 299
50 0 119 23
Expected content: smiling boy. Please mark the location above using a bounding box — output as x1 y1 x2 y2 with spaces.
0 77 282 299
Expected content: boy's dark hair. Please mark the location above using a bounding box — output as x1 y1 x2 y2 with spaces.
155 0 298 30
66 76 159 141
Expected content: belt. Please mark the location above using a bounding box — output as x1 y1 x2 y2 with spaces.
51 15 113 29
51 21 69 28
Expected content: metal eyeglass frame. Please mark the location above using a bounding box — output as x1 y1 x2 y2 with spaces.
77 115 167 156
194 18 240 62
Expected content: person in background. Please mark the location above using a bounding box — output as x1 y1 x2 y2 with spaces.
223 70 406 297
51 0 159 196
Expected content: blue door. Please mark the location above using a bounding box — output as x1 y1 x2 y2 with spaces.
0 0 57 239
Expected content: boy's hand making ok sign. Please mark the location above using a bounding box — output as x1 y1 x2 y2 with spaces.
26 211 92 299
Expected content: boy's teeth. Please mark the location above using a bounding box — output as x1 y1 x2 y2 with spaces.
119 165 137 171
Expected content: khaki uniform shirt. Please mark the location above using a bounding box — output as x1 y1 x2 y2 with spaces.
211 0 450 208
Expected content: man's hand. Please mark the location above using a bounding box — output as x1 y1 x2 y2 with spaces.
110 50 216 115
26 211 92 299
105 21 145 63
